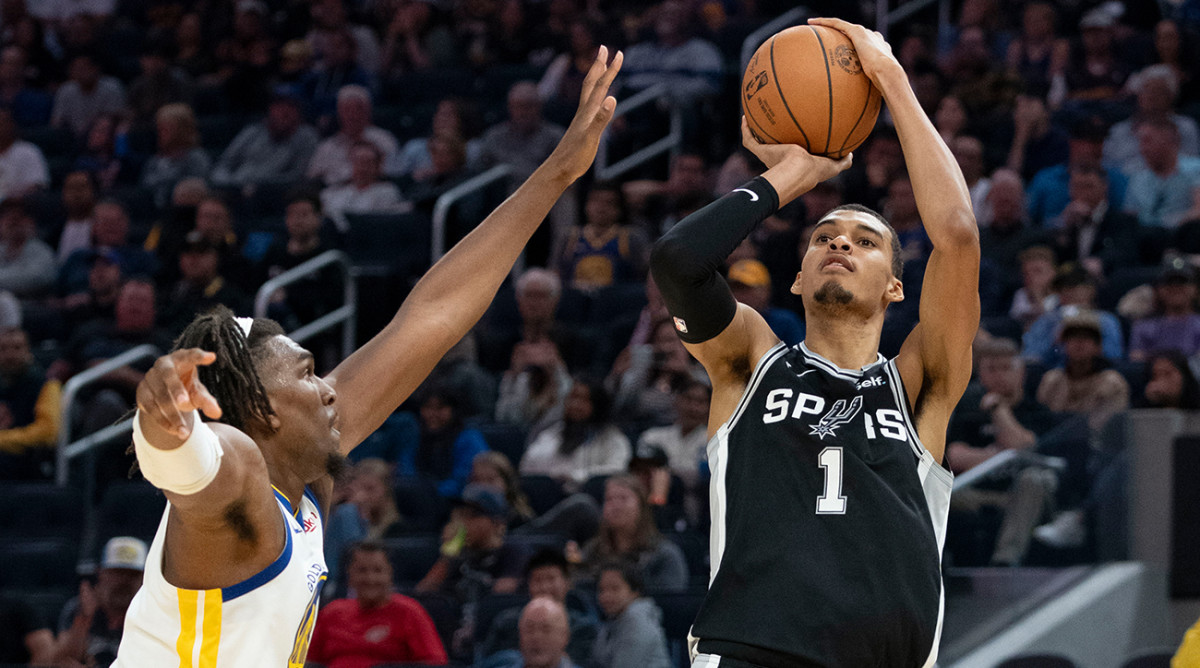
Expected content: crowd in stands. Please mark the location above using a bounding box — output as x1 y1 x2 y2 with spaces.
3 0 1200 665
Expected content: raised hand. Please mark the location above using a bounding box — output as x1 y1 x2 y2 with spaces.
545 45 624 183
135 348 223 439
807 17 902 87
741 117 851 198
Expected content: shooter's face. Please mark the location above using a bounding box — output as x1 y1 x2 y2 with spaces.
794 210 902 313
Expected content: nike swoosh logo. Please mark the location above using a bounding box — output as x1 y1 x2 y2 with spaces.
733 188 759 201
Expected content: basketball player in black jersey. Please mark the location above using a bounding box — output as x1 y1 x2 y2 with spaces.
650 19 979 668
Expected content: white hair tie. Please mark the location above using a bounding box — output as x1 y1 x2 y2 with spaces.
234 317 254 338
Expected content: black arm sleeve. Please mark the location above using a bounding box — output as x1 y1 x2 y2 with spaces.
649 176 780 344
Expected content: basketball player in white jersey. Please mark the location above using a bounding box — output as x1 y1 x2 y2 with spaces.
651 20 979 667
113 47 622 667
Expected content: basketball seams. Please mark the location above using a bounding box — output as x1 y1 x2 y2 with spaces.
768 34 811 152
836 85 879 159
744 108 785 145
808 26 835 156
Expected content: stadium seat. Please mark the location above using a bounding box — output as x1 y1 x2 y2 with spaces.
381 535 442 589
1120 650 1174 668
581 474 610 506
473 422 528 471
472 592 529 646
0 540 79 590
518 475 566 516
95 481 166 546
393 476 447 534
504 532 566 556
22 125 75 158
652 591 706 668
995 655 1078 668
662 531 709 588
588 283 647 326
343 211 432 282
409 590 462 652
0 483 84 542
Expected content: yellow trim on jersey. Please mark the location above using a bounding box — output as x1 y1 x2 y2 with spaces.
288 574 326 667
200 589 222 667
177 589 198 667
272 484 301 517
175 589 223 668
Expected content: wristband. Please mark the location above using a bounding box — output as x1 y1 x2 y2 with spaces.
133 409 223 495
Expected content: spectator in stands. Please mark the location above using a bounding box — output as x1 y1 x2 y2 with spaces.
28 0 114 25
520 378 630 493
0 108 47 200
56 170 98 263
1036 310 1131 431
158 231 251 335
0 326 61 481
380 0 460 76
558 182 649 291
727 258 804 345
173 13 215 79
185 196 255 291
611 318 703 428
0 594 54 665
210 94 319 190
0 46 50 127
592 560 671 668
884 175 933 264
1007 95 1069 183
622 0 723 106
212 0 277 114
636 377 710 509
952 136 991 222
0 199 55 299
1023 267 1124 365
1123 116 1200 228
53 537 145 668
471 451 538 529
307 85 398 186
1151 19 1200 108
1050 165 1140 274
388 97 483 179
935 95 969 145
579 474 687 592
257 194 339 329
1010 245 1060 332
841 128 904 212
1027 117 1128 227
309 0 381 75
401 387 490 498
480 598 578 668
480 548 599 664
624 152 714 235
345 458 406 539
538 19 601 117
495 335 572 441
946 338 1059 566
1005 2 1067 98
304 27 375 125
57 250 122 334
1049 9 1130 109
1104 65 1200 175
320 140 407 232
1142 349 1200 409
417 483 527 599
979 169 1048 274
127 38 194 126
1128 263 1200 361
308 541 448 668
140 103 211 208
58 200 157 298
478 81 566 180
72 114 133 191
50 53 126 137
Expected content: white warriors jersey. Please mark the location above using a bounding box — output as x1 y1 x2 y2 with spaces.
114 486 327 668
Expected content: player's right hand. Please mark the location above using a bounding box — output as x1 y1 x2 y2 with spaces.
136 348 222 439
807 18 902 88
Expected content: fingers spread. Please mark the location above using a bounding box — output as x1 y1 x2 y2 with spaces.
586 49 622 110
189 377 224 420
580 45 609 105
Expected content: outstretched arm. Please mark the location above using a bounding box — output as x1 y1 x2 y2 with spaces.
811 18 980 462
650 120 849 432
328 48 623 451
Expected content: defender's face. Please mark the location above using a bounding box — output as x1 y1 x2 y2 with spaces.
794 211 902 310
259 336 341 477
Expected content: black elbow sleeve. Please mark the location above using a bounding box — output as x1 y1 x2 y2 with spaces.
649 177 779 344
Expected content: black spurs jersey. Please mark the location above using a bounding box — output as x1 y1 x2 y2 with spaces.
690 342 952 668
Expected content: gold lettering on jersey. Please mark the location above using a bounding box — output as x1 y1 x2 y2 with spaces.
289 572 326 667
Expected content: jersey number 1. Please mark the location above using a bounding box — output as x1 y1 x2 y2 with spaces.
816 446 847 514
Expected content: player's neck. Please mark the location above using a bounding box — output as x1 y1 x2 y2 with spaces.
802 315 883 370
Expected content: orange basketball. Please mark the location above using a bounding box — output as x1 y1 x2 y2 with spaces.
742 25 882 159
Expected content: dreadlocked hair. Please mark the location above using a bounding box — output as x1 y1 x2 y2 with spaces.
127 306 286 477
174 305 285 433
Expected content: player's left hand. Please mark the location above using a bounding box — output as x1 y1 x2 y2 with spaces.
544 45 623 182
807 17 902 87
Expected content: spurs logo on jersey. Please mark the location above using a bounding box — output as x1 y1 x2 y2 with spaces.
693 342 953 668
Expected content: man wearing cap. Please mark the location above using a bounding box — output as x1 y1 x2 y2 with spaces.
1035 309 1130 432
0 326 61 481
159 231 251 336
726 259 804 345
1129 262 1200 361
211 94 320 189
636 377 711 523
53 537 147 668
417 483 528 600
1023 267 1124 366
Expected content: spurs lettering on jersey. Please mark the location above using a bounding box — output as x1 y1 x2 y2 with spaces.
762 389 907 441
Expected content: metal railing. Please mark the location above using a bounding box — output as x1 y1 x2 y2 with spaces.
594 83 682 182
254 249 356 360
740 7 807 76
55 344 162 486
953 449 1067 492
431 165 514 262
876 0 952 44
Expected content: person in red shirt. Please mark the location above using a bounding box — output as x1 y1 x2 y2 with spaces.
308 541 448 668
